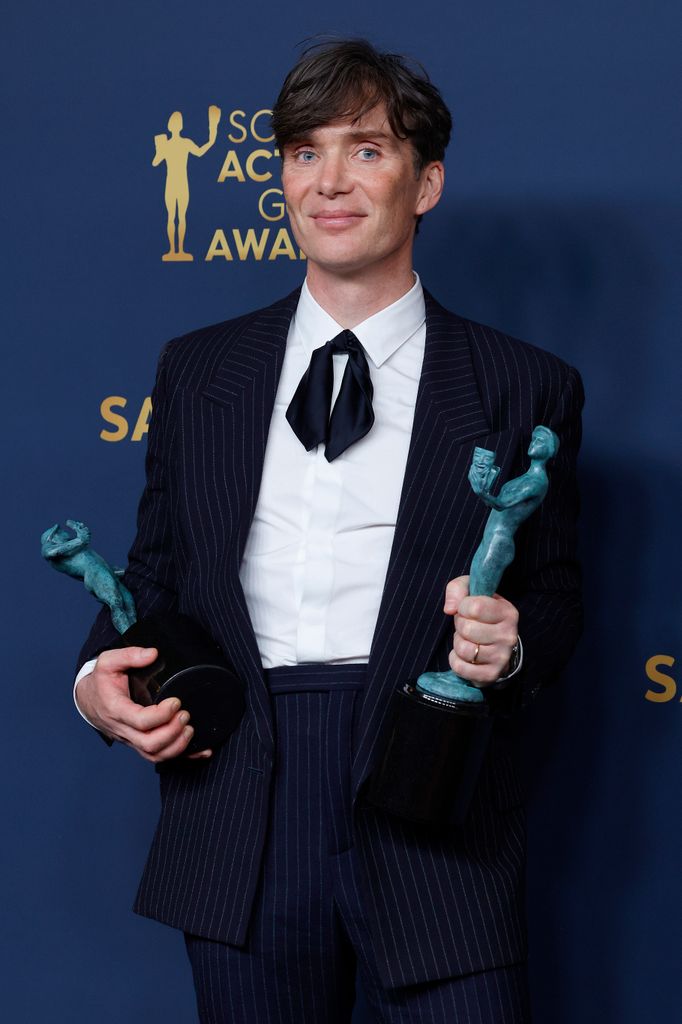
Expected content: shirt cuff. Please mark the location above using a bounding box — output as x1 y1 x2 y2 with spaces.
74 659 99 727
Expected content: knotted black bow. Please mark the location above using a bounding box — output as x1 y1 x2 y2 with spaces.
285 330 375 462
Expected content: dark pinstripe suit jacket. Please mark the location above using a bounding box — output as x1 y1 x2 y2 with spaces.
78 286 583 988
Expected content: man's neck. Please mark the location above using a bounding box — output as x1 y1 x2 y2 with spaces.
305 262 417 329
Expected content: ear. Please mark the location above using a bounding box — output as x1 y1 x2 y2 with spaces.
415 161 445 217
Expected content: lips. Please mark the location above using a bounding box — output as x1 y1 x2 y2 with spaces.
312 211 366 220
311 211 367 230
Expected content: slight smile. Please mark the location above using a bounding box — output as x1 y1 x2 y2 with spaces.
311 212 367 228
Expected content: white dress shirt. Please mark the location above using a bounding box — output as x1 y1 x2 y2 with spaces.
74 273 520 721
238 273 425 666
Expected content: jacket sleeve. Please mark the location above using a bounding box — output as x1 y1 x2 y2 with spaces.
75 342 179 677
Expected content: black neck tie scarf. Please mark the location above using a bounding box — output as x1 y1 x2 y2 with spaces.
285 330 375 462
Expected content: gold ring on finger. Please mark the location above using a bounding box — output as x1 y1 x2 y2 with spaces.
471 643 480 665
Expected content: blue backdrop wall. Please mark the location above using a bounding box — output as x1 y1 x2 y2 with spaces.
4 2 681 1021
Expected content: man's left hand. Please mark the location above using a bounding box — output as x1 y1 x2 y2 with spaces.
443 575 519 686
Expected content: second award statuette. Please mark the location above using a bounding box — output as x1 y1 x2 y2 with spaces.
41 520 245 754
367 426 559 825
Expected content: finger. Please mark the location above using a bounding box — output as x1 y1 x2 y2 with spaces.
448 649 507 686
82 671 179 736
457 594 517 625
187 749 213 760
444 576 469 614
96 646 158 674
453 635 495 665
124 710 191 756
136 724 195 763
453 619 503 646
452 635 513 674
114 695 183 732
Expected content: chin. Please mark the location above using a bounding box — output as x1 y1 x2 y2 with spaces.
312 257 376 277
306 243 377 271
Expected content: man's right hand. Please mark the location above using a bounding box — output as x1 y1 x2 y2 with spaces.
76 647 212 763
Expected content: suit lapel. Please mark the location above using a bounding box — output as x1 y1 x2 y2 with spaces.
198 288 300 754
202 288 301 560
350 291 520 796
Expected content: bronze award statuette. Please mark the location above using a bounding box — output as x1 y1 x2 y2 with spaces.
367 426 559 827
41 520 245 754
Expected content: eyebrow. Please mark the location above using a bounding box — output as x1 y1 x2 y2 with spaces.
287 128 396 146
341 129 394 141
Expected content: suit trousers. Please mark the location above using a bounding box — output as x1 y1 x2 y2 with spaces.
184 664 530 1023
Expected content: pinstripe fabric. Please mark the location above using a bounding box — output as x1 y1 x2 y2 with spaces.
77 286 583 988
184 665 530 1023
183 665 365 1024
361 964 531 1023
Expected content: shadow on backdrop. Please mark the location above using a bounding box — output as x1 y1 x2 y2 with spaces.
411 198 679 1024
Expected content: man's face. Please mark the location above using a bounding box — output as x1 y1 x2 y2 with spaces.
281 103 443 280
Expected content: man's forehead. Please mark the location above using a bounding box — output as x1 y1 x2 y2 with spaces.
288 104 404 145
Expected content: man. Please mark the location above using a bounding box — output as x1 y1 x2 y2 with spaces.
75 39 583 1023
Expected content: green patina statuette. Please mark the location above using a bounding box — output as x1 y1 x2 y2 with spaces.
417 425 560 702
40 519 137 634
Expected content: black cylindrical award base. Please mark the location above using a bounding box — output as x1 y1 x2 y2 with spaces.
366 683 493 827
117 614 245 755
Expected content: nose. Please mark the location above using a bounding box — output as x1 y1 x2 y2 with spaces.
316 152 352 197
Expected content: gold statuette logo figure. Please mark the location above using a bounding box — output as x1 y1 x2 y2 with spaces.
153 105 221 262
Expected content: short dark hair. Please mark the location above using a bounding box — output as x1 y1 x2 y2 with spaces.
272 38 452 174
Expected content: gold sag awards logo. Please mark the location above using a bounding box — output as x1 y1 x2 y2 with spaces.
153 104 305 263
100 397 151 443
152 105 222 261
644 654 679 704
100 104 306 441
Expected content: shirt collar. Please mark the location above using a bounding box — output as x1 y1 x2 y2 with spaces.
294 272 425 368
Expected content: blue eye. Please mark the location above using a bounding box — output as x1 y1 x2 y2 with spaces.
297 150 315 162
359 148 378 160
